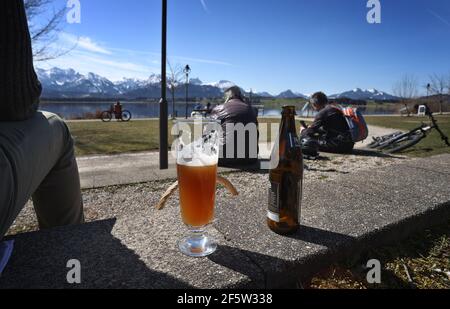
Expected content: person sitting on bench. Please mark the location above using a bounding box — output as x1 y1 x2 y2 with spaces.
210 86 259 167
0 0 84 240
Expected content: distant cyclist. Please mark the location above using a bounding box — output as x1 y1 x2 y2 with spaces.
114 101 123 120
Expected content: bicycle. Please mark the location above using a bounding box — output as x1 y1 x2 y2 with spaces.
367 105 450 154
101 110 132 122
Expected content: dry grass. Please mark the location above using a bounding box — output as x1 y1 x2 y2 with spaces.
306 221 450 289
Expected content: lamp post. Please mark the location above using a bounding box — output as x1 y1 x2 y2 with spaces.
184 64 191 119
159 0 168 170
427 83 431 98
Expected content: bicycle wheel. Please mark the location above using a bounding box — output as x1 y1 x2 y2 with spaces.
383 132 425 154
121 110 132 122
101 111 112 122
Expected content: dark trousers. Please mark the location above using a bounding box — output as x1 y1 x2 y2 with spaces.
318 136 355 154
0 112 84 239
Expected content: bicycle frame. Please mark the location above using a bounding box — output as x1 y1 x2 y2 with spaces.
428 112 450 147
375 124 427 149
376 107 449 150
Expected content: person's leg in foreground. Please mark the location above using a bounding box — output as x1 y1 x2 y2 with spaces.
0 0 83 239
0 112 84 239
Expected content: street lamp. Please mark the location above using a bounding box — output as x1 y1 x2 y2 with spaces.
159 0 168 170
184 64 191 119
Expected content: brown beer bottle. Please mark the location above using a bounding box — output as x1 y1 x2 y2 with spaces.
268 106 304 235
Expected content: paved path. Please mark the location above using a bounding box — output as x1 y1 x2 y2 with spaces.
77 125 399 189
2 154 449 288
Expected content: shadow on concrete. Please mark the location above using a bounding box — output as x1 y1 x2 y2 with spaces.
219 160 269 175
351 149 403 158
288 225 356 248
1 219 192 289
209 226 358 288
304 166 350 174
208 245 265 280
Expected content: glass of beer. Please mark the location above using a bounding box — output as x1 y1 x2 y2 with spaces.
174 119 221 257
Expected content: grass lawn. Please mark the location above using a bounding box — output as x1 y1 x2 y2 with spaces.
365 115 450 157
67 118 292 157
67 115 449 157
68 120 171 157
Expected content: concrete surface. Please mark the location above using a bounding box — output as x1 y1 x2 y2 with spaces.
1 154 449 289
77 125 399 189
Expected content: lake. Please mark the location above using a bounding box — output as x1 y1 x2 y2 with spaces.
39 102 400 120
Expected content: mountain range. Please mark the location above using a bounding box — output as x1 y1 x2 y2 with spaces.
329 88 398 101
36 67 398 101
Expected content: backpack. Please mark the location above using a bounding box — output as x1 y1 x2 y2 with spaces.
336 106 369 143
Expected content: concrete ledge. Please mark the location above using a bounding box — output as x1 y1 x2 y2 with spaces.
1 154 449 289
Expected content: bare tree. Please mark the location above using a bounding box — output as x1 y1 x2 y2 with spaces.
447 71 450 96
392 74 419 116
167 62 184 119
25 0 71 61
393 74 419 100
429 73 447 114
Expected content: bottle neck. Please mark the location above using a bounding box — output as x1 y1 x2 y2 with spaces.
280 110 297 137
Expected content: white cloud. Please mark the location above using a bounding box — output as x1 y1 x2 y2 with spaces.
109 47 232 66
59 32 112 55
37 32 231 81
39 49 158 81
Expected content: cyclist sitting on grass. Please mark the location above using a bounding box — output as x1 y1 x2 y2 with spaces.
301 92 355 154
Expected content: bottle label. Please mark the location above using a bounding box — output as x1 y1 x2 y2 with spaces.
289 133 302 149
268 182 280 222
297 179 303 223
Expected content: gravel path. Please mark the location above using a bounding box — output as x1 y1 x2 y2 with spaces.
7 151 406 236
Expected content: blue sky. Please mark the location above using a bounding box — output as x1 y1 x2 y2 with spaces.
35 0 450 95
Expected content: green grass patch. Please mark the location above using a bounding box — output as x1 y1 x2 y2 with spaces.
68 116 449 158
365 115 450 157
68 118 305 157
67 120 171 157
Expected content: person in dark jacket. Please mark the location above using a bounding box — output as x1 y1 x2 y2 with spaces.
301 92 354 153
210 86 259 167
0 0 84 239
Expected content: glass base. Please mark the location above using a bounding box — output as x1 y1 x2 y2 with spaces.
178 230 217 257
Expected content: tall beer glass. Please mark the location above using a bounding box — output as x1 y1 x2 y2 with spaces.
174 119 220 257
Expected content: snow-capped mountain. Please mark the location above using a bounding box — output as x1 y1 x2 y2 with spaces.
256 92 274 98
36 68 121 97
35 67 397 101
36 67 225 99
330 88 398 101
114 78 147 93
207 80 236 91
189 78 203 86
276 90 308 99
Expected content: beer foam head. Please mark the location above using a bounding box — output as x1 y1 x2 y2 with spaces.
177 141 219 167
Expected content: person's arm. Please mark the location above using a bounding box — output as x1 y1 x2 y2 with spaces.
0 0 42 121
209 105 224 121
301 109 327 137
